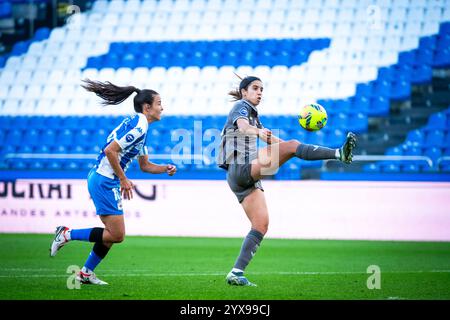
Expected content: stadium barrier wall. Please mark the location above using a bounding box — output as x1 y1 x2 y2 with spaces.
1 179 449 241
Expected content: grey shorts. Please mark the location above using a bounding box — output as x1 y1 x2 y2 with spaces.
226 163 264 203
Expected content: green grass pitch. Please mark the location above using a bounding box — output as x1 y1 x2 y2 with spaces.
0 233 449 300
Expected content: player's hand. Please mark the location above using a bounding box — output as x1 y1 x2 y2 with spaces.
258 128 272 144
166 164 177 176
119 177 134 200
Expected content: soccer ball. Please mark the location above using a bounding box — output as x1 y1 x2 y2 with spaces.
298 103 328 131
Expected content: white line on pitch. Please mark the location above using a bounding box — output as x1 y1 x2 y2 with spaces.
0 270 449 278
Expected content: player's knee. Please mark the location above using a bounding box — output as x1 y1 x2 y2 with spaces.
112 232 125 243
287 139 300 152
253 222 269 235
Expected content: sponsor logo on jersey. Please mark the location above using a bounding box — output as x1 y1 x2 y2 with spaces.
126 134 134 142
239 107 249 116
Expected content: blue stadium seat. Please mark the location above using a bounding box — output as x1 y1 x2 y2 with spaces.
10 159 27 170
386 146 403 156
347 113 368 133
402 163 420 172
41 129 56 146
355 83 372 98
444 132 450 147
427 112 447 130
34 145 50 154
23 129 39 146
46 160 63 170
324 129 345 148
52 146 67 156
415 48 433 66
411 64 432 83
34 27 50 41
76 129 92 147
381 163 401 173
334 99 352 114
391 80 411 100
377 67 394 83
425 130 445 147
27 116 45 130
0 2 12 18
6 129 23 146
11 116 29 128
433 48 450 67
406 129 424 146
419 36 437 51
369 96 389 116
423 147 442 167
29 161 45 170
61 116 80 130
304 130 325 145
372 80 390 98
398 51 415 66
363 163 381 172
12 41 30 55
17 145 33 154
70 145 86 154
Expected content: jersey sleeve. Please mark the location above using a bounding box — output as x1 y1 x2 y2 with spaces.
138 145 149 157
115 118 147 151
256 117 264 129
230 101 251 125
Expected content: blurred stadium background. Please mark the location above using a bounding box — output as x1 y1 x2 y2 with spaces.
1 0 450 179
0 0 450 300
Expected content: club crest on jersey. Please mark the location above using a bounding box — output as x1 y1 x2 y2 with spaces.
126 134 134 142
239 107 248 116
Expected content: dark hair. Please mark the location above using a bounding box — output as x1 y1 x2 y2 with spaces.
81 79 159 113
228 76 262 101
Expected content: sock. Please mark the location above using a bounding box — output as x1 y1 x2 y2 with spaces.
83 242 110 272
295 143 339 160
232 268 243 274
233 229 264 271
70 227 104 242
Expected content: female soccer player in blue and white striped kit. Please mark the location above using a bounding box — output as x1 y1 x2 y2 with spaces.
50 79 176 285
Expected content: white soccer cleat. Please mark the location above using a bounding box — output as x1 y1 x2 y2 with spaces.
76 269 108 285
50 226 70 257
226 271 257 287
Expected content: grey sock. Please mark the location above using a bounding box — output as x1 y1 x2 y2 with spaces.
233 229 264 271
295 143 338 160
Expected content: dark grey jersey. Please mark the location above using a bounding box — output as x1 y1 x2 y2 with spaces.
218 99 264 170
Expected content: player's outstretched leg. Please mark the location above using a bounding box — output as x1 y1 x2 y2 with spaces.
50 226 70 257
338 132 357 164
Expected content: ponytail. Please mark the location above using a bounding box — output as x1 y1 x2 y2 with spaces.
228 88 242 101
82 79 158 113
81 79 138 106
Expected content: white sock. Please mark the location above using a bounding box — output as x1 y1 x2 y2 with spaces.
65 229 72 241
81 266 92 274
335 148 340 159
232 268 243 274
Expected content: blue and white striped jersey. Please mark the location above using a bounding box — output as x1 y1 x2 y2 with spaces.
95 113 148 180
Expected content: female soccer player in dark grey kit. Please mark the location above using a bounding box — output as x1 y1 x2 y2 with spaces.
50 79 176 285
219 76 356 286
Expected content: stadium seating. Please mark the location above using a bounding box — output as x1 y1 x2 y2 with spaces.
1 0 450 178
363 107 450 173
